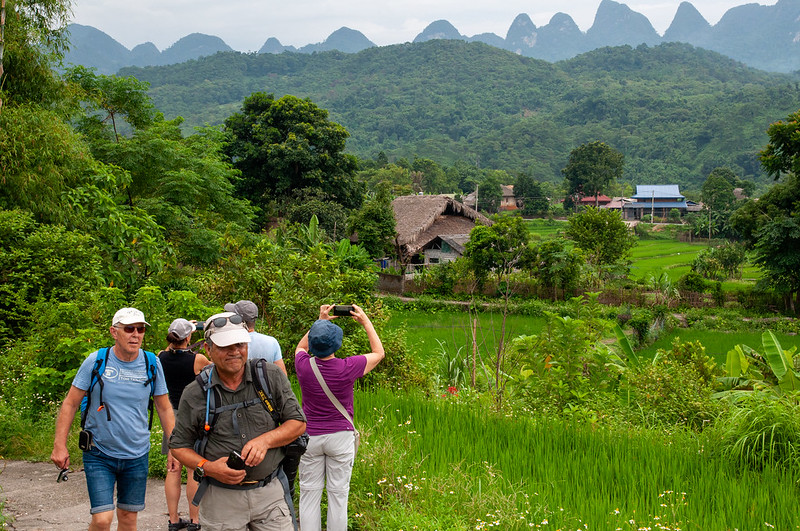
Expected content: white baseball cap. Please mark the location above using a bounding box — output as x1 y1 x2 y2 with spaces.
112 307 150 326
203 312 251 347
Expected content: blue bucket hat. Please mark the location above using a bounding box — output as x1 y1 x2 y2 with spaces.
308 319 343 358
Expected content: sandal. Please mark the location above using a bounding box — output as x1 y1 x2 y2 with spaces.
168 518 190 531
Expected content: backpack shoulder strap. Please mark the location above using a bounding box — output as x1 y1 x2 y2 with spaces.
193 365 218 456
80 347 111 428
250 358 281 425
143 350 158 429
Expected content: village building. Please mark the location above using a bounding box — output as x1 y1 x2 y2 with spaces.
579 193 612 207
622 185 689 220
391 194 492 271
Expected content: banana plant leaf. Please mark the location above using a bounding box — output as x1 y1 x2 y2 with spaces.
613 323 634 361
725 345 750 377
762 330 791 380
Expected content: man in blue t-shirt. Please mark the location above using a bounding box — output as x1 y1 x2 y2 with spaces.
224 300 286 375
51 307 175 531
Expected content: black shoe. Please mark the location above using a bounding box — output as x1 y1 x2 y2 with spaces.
187 523 201 531
168 518 190 531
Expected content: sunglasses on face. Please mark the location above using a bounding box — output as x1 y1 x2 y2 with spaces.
206 314 244 329
117 325 146 333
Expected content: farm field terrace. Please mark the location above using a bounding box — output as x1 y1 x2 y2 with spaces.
525 219 763 286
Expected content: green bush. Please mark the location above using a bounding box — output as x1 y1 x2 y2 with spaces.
622 340 723 429
707 393 800 471
677 271 707 293
627 309 653 344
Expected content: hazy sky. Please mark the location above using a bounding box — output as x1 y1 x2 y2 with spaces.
70 0 778 52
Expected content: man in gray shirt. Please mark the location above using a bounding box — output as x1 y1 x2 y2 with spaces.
170 312 306 530
224 300 287 375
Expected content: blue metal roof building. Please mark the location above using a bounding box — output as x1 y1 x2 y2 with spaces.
623 185 688 220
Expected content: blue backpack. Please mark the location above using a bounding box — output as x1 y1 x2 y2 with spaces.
79 347 159 430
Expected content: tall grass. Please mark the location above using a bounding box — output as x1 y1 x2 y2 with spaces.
350 388 800 529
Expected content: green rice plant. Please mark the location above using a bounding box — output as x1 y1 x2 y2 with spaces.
434 339 470 389
351 388 800 529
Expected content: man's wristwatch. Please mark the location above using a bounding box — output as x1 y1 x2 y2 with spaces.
193 459 208 482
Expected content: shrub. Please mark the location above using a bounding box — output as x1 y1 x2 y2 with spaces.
623 350 723 429
677 271 707 293
627 309 653 345
707 393 800 471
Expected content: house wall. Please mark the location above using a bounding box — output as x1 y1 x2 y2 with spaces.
377 272 405 293
424 249 461 264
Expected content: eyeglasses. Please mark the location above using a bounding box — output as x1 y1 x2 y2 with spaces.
117 325 146 333
206 314 244 329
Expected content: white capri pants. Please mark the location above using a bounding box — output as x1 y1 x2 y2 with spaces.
298 430 356 531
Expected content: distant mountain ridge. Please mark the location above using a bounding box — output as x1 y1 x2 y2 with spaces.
64 0 800 73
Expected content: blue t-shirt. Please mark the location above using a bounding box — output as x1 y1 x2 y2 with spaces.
247 331 282 363
73 348 168 459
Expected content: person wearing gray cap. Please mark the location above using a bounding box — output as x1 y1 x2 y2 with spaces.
159 318 211 531
224 300 287 376
294 304 385 531
169 312 306 531
51 307 175 531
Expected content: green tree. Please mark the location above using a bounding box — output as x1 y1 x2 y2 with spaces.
224 92 363 219
730 110 800 313
515 173 549 216
1 0 70 108
65 65 156 141
84 115 255 267
759 109 800 179
566 207 636 283
702 169 737 212
562 141 624 207
348 188 397 259
477 172 502 213
527 239 584 299
464 215 531 405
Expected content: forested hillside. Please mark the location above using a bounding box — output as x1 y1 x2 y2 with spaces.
120 40 800 189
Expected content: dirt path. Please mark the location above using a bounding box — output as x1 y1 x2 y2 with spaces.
0 460 189 530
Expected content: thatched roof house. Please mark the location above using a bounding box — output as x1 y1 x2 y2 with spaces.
392 194 492 264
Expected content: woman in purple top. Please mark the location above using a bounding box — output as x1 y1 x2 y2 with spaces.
294 304 385 531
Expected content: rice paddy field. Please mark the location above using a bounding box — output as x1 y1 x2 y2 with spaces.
638 328 800 364
388 310 548 368
524 219 763 287
350 388 800 529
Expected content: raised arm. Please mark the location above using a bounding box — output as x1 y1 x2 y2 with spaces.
350 304 385 375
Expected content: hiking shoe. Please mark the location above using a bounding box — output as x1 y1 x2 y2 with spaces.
168 518 189 531
187 523 201 531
